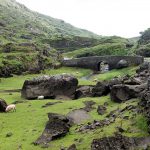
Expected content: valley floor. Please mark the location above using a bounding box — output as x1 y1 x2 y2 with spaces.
0 67 148 150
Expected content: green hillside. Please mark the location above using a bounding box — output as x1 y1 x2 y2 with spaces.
64 36 135 58
0 0 101 77
0 0 100 51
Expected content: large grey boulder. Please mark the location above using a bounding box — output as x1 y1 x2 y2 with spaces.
92 81 110 97
21 74 78 100
110 84 146 103
34 113 70 145
0 99 7 112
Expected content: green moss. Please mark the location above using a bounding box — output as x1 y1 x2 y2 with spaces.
64 36 134 58
135 115 149 133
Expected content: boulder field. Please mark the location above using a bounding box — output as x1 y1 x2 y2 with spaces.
20 62 150 148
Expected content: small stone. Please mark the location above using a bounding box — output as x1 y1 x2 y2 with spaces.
6 132 13 137
117 127 125 133
78 138 83 143
67 144 77 150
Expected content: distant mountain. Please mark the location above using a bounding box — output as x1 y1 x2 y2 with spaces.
0 0 100 51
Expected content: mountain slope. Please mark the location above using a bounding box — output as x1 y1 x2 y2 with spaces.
136 28 150 57
0 0 101 77
64 36 135 58
0 0 99 51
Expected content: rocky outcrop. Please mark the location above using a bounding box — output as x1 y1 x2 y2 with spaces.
82 100 96 112
110 84 146 103
136 62 150 74
75 86 94 99
34 113 70 145
140 78 150 133
91 134 150 150
92 82 110 97
42 101 62 108
21 74 78 100
97 105 107 115
0 99 7 112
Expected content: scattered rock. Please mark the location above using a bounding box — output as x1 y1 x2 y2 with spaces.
123 77 142 85
92 81 110 97
104 102 109 106
120 105 136 112
6 132 13 137
97 105 107 115
117 127 125 133
91 134 150 150
123 115 129 120
0 21 6 27
83 100 96 112
20 34 32 40
34 113 71 145
12 100 27 104
75 85 94 99
136 62 150 74
140 80 150 132
0 98 7 112
42 101 62 108
110 84 146 103
67 144 77 150
78 117 116 132
21 74 78 100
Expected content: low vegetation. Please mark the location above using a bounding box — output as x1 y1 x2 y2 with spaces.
0 66 137 90
0 94 148 150
0 66 148 149
64 36 134 58
0 0 150 149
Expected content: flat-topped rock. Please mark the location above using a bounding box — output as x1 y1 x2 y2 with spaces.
21 74 78 100
34 113 70 145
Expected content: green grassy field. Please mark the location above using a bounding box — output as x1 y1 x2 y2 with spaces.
0 66 137 90
0 93 148 150
0 67 93 90
0 66 148 150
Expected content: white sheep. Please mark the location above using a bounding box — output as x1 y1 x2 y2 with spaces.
37 95 44 100
5 104 16 112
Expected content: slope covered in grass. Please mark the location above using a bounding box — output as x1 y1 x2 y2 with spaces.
64 36 134 58
0 66 148 149
0 0 99 51
0 66 137 90
0 93 148 150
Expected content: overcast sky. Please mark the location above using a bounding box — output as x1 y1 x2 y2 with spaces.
16 0 150 38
